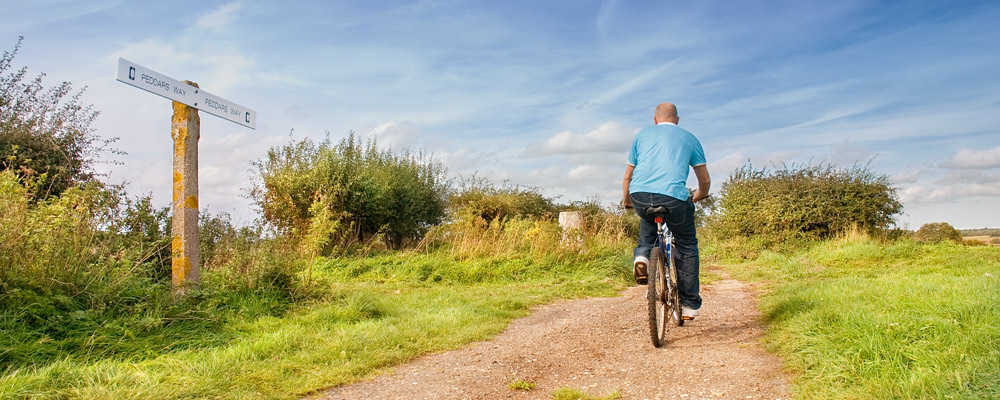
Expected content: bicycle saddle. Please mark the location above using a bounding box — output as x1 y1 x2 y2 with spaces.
645 206 668 217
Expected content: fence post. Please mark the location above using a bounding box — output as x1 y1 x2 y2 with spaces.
170 81 201 296
559 211 585 249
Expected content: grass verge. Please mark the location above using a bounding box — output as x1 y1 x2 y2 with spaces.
719 236 1000 399
1 248 631 399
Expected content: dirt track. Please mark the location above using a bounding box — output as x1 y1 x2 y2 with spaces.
316 269 789 400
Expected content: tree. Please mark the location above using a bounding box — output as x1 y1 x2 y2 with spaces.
0 37 116 200
914 222 962 243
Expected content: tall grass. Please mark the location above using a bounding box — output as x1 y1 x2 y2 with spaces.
1 239 633 399
0 169 304 375
423 207 637 261
0 170 636 399
719 234 1000 399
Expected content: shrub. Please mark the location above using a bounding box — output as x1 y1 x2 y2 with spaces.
0 37 116 200
251 132 449 249
449 176 555 222
708 163 902 242
914 222 962 243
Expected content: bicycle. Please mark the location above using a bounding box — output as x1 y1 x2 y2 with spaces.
645 206 683 348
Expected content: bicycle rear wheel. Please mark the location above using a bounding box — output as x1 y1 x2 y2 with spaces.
668 251 683 327
647 247 669 347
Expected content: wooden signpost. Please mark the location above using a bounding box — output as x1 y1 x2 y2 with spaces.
116 58 257 296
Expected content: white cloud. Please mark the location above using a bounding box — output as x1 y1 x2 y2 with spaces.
567 164 617 185
196 3 243 31
890 169 921 184
943 145 1000 169
710 152 749 178
365 120 421 150
538 121 634 154
899 182 1000 204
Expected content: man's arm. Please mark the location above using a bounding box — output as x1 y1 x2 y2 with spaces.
622 164 634 208
691 164 711 202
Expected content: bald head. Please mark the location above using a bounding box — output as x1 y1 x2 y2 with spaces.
654 102 679 124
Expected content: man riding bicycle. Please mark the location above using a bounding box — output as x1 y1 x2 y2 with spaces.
622 102 711 321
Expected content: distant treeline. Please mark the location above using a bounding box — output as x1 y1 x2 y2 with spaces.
960 228 1000 237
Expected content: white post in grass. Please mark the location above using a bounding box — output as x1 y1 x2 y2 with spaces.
559 211 585 249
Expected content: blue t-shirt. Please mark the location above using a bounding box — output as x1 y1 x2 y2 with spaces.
627 123 706 201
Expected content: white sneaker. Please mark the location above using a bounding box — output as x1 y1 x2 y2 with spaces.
681 306 700 320
633 256 649 284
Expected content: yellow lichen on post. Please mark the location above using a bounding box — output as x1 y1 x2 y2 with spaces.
170 81 201 296
171 236 188 283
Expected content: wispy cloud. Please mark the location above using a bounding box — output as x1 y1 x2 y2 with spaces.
890 169 921 184
195 3 243 31
596 0 619 36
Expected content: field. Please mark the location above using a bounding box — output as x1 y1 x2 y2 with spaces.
715 235 1000 399
963 235 1000 246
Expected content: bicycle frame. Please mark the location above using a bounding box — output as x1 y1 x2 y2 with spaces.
653 217 673 261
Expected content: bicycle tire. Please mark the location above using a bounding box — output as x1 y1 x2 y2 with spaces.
669 251 683 327
647 247 669 347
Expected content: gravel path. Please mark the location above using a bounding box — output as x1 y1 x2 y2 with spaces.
315 269 790 400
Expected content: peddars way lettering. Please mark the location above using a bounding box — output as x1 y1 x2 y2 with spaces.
141 74 169 92
204 98 228 113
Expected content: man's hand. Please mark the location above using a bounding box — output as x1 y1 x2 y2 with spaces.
691 190 710 202
622 197 633 209
691 189 705 202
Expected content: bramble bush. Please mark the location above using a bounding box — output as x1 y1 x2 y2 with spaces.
251 132 448 250
1 37 118 200
708 163 902 244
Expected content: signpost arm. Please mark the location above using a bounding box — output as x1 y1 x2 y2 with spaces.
171 81 201 296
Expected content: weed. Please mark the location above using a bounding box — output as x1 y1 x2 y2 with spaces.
508 378 536 391
550 386 622 400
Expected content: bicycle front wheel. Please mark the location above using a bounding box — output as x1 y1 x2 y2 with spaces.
647 247 669 347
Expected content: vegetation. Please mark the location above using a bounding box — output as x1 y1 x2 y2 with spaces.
508 378 536 391
550 386 622 400
449 176 556 221
914 221 963 243
716 233 1000 399
1 37 116 200
0 129 635 399
0 207 633 399
250 132 448 248
708 163 902 243
0 170 303 372
960 228 1000 237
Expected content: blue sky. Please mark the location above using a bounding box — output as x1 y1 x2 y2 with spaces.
2 0 999 228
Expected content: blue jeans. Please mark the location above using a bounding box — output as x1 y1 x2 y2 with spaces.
630 192 702 310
